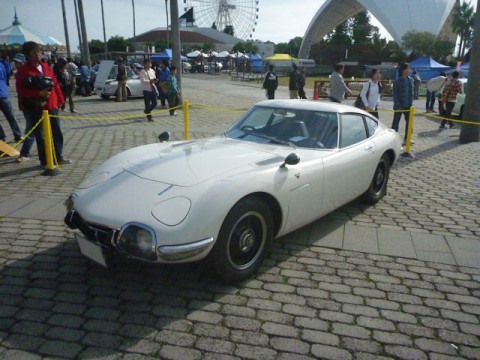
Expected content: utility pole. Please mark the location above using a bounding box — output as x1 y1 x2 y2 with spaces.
132 0 137 51
165 0 170 48
74 0 82 55
170 0 182 93
101 0 108 57
77 0 91 66
459 0 480 143
60 0 71 58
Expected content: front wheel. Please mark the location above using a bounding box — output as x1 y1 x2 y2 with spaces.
212 197 273 282
362 154 390 205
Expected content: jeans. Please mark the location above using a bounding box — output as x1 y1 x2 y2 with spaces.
426 90 436 111
0 98 22 140
440 102 455 127
168 93 180 115
143 90 157 119
20 108 63 165
391 108 410 139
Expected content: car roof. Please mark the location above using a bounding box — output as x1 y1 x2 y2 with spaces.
255 99 367 115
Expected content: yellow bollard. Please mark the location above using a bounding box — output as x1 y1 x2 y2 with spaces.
41 110 60 176
401 106 415 158
183 100 189 140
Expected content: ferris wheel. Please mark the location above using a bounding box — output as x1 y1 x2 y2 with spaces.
183 0 260 40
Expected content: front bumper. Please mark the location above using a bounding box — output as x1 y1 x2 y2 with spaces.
65 210 215 264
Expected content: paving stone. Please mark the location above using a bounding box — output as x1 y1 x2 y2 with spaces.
384 345 428 360
159 345 202 360
269 337 310 354
341 337 383 354
38 340 83 358
332 323 370 339
230 330 270 347
310 344 353 360
234 344 277 360
195 337 235 354
262 322 299 338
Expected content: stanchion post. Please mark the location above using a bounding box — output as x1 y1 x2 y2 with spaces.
401 106 415 158
183 100 189 140
41 110 60 176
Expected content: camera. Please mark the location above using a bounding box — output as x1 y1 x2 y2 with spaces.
23 75 55 90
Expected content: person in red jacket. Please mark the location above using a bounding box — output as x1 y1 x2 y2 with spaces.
16 41 70 166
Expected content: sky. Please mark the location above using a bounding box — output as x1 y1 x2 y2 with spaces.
0 0 396 52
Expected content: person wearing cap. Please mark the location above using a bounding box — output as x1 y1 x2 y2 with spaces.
15 41 70 166
0 59 22 143
262 64 278 100
12 53 25 77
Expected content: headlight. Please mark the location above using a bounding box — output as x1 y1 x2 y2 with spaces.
117 223 157 261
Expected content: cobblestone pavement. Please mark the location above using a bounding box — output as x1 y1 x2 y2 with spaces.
0 73 479 359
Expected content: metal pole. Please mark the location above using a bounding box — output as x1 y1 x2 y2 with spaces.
132 0 137 51
60 0 71 58
101 0 108 56
165 0 169 48
170 0 181 93
77 0 91 67
73 0 82 54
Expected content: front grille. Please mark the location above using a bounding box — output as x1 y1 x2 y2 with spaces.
65 211 117 247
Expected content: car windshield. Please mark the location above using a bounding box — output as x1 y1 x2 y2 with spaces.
226 105 339 149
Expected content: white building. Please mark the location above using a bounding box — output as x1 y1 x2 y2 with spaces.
299 0 459 58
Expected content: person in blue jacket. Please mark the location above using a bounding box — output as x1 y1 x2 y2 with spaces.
0 61 22 143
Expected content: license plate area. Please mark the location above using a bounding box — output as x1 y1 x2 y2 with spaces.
76 233 108 267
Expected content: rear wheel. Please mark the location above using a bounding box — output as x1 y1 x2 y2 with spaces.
212 197 273 282
362 153 390 204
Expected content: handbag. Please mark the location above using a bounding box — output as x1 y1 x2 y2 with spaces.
152 84 159 96
354 82 371 110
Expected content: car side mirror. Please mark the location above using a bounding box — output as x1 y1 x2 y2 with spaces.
280 153 300 168
158 131 170 143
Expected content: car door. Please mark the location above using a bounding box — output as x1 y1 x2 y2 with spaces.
321 113 378 212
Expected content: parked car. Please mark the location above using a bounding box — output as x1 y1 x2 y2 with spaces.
100 66 143 99
65 100 402 282
452 79 467 119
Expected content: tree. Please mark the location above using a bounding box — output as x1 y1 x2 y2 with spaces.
223 25 234 36
351 11 373 45
459 0 479 143
326 22 352 45
88 39 105 54
232 40 259 54
401 31 455 59
107 35 129 52
274 37 302 56
452 1 475 58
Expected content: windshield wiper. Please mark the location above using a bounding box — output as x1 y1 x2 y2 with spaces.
248 131 296 148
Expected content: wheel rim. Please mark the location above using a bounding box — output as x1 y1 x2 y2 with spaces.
227 211 267 270
372 161 387 194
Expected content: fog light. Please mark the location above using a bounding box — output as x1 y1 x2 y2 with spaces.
117 223 157 261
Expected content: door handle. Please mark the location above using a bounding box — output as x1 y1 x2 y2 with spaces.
364 145 374 152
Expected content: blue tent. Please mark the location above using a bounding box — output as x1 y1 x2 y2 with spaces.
245 53 263 73
409 57 451 81
151 49 187 62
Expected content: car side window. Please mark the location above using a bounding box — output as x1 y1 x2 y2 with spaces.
340 114 368 148
365 116 378 137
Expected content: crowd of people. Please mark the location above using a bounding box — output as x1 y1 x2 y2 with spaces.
1 40 464 169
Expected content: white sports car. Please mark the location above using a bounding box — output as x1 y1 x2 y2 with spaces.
65 100 402 282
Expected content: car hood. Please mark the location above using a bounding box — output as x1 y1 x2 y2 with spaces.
124 137 291 187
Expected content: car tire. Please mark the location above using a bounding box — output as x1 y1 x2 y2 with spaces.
212 197 273 282
361 153 390 205
80 84 88 97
